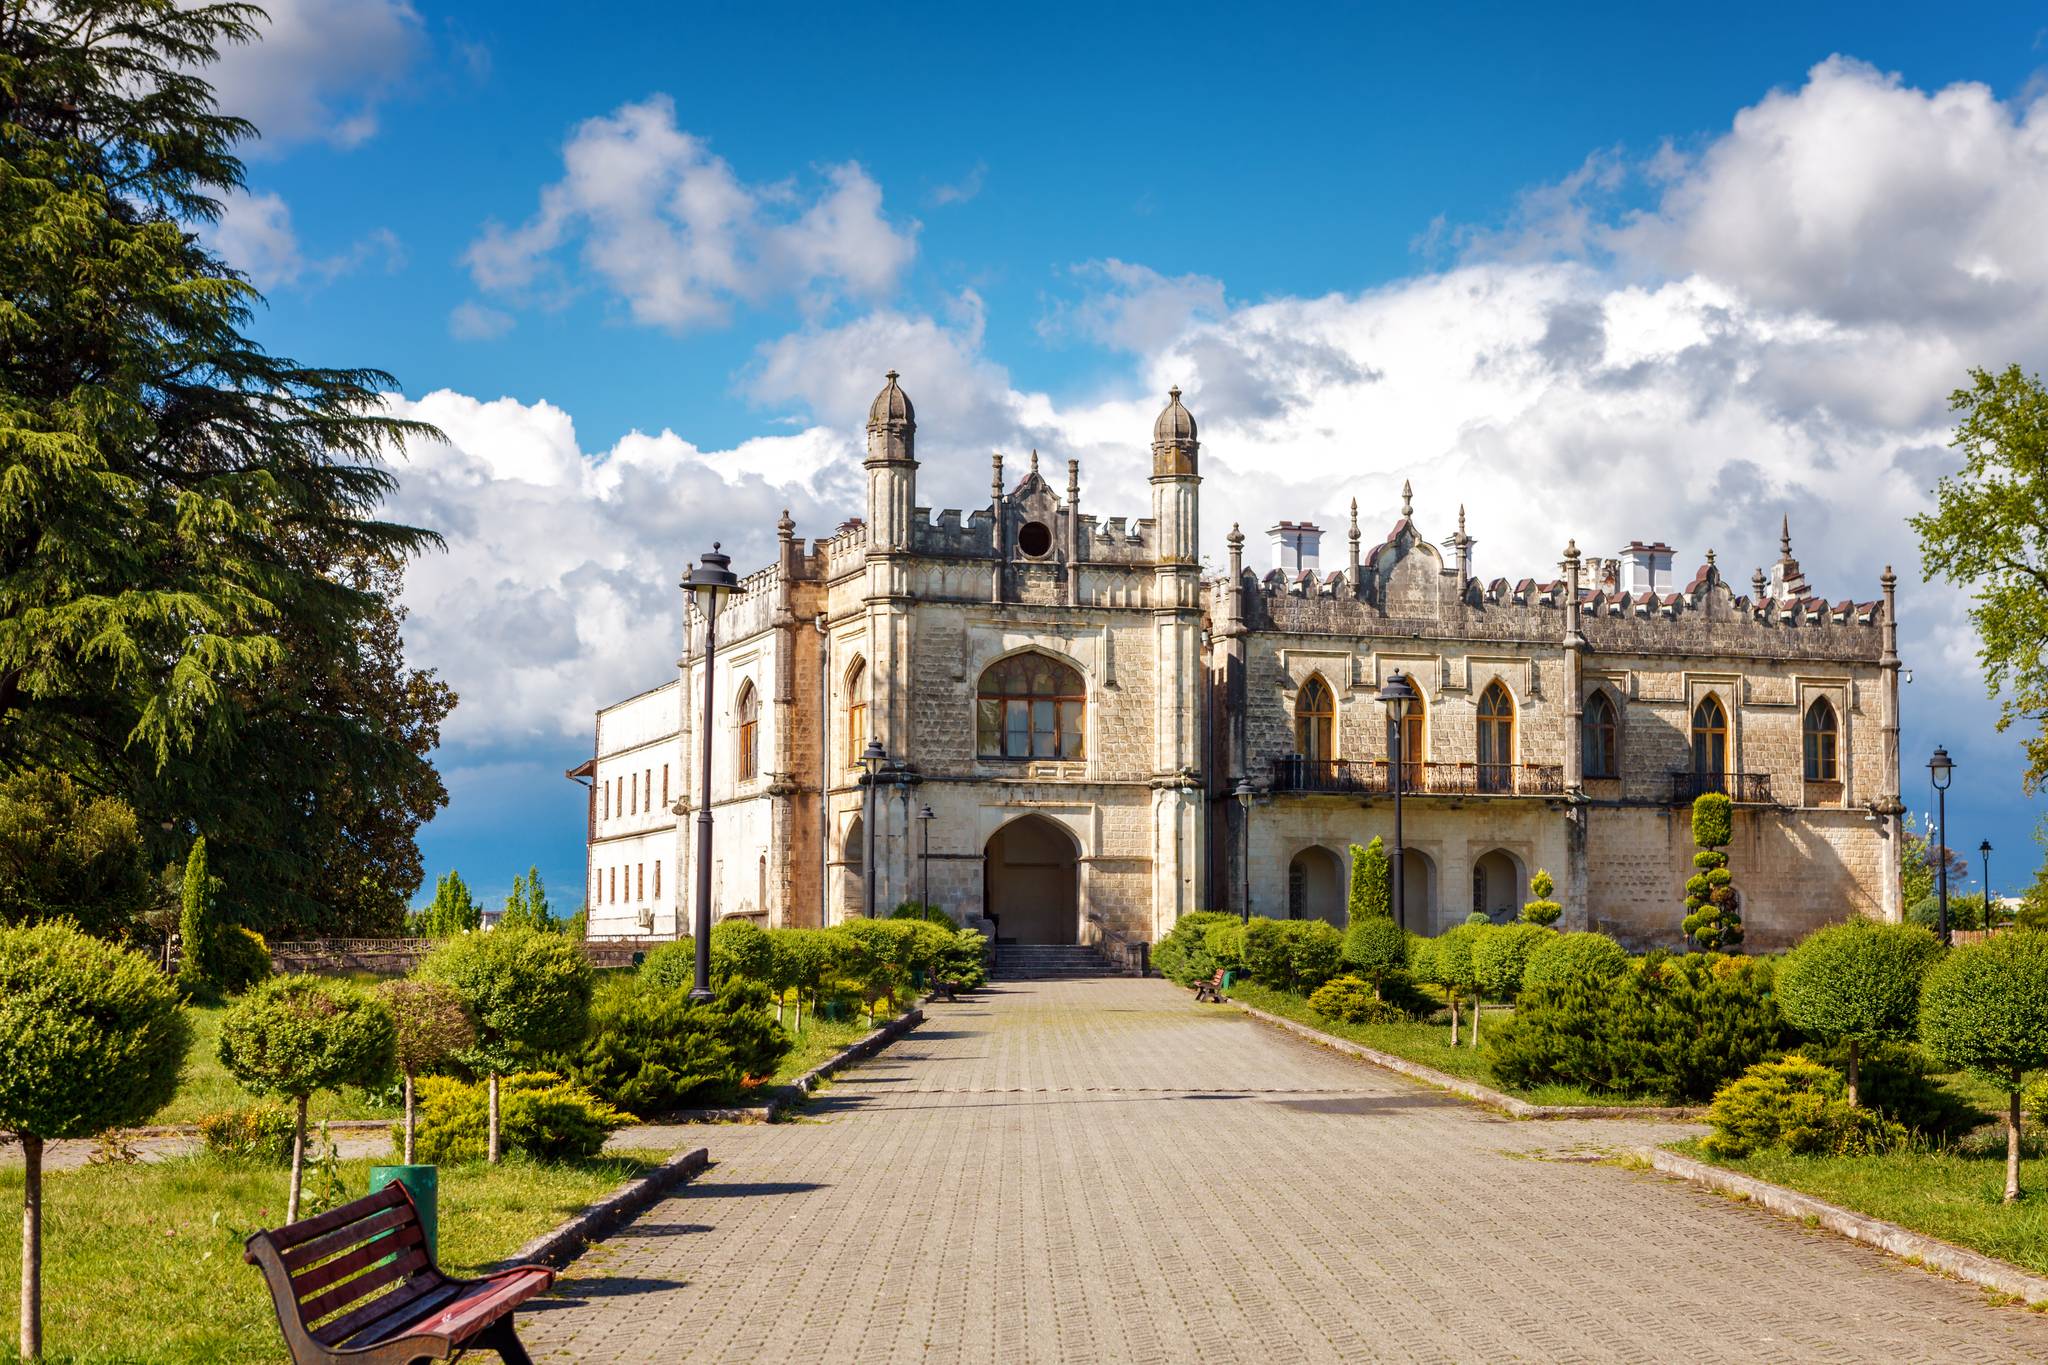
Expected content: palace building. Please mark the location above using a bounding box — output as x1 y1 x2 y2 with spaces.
572 372 1904 951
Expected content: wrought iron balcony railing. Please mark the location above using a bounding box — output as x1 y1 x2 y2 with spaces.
1669 770 1775 805
1270 756 1565 797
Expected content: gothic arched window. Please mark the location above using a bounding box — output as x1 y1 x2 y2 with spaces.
1583 691 1618 779
1692 695 1729 779
1804 697 1839 781
735 682 760 780
1296 675 1335 762
1477 681 1515 792
976 653 1086 760
844 658 867 768
1398 683 1428 789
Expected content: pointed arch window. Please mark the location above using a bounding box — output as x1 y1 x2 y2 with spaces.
1398 685 1428 789
1583 691 1618 779
1477 681 1515 793
1295 675 1335 763
1691 696 1728 780
844 658 868 769
1803 697 1839 782
976 652 1086 760
736 682 760 781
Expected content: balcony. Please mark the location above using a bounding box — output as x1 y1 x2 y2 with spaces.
1270 756 1565 797
1669 770 1775 805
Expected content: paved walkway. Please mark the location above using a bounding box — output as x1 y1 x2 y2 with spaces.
529 978 2048 1363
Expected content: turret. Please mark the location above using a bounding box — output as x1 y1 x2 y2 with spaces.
1150 385 1199 565
864 370 916 550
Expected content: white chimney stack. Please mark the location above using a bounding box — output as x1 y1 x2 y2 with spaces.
1619 540 1674 596
1268 520 1323 574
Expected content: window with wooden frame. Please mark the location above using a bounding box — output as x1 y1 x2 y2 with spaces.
845 658 868 768
1295 675 1335 761
1398 686 1428 788
1583 690 1618 779
1804 697 1839 781
975 653 1086 760
1477 681 1515 792
736 682 760 780
1691 695 1729 778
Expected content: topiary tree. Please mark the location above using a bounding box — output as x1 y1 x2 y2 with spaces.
1682 793 1743 950
417 927 593 1163
1 921 189 1361
175 835 232 1003
218 975 396 1221
1432 926 1481 1046
410 870 482 937
1920 932 2048 1203
377 978 474 1164
1521 868 1562 926
767 928 841 1028
1347 838 1391 921
1473 923 1553 1007
1340 916 1408 999
1520 931 1629 996
710 917 773 984
1776 920 1942 1106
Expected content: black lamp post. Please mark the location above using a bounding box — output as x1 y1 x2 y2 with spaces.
683 544 739 1000
1377 670 1418 932
1234 778 1254 924
1981 838 1994 928
1929 745 1953 947
919 804 936 913
858 738 887 917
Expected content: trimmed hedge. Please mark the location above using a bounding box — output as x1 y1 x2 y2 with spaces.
1702 1054 1906 1159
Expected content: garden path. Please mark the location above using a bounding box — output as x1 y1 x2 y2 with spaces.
525 977 2048 1362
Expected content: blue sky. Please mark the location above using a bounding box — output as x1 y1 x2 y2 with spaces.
208 2 2048 910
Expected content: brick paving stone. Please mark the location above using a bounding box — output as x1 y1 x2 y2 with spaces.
531 978 2048 1362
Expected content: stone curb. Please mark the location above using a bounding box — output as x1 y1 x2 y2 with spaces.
493 1146 711 1272
645 1003 930 1125
1226 997 1704 1121
1645 1146 2048 1306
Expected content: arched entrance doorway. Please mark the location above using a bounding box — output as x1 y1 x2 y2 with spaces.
1398 850 1438 933
1287 847 1346 925
983 815 1079 944
1471 848 1524 923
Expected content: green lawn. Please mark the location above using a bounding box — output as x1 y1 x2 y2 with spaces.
1677 1135 2048 1277
148 1000 399 1127
0 1149 666 1364
1225 980 1672 1109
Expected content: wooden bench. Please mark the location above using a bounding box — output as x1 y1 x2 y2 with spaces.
244 1180 554 1364
1194 968 1225 1003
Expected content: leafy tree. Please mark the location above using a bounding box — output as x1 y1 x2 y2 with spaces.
1347 838 1391 921
1520 931 1629 996
1473 923 1553 1004
1432 925 1482 1047
1682 793 1743 950
1908 890 1991 933
410 870 482 938
0 3 451 939
376 978 473 1164
417 927 593 1162
0 769 149 938
1900 816 1938 912
0 921 188 1361
767 928 841 1028
1520 868 1562 927
175 835 230 1003
1913 365 2048 791
1919 932 2048 1203
709 918 773 984
218 975 395 1221
1339 916 1407 998
499 866 555 933
2020 858 2048 932
1776 920 1942 1105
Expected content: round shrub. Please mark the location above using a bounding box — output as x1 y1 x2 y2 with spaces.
1241 918 1293 987
1520 931 1628 995
1473 923 1553 1002
1702 1054 1906 1159
1308 975 1408 1025
1776 919 1941 1105
888 901 952 923
1920 931 2048 1201
1340 917 1408 993
640 937 696 992
574 976 791 1117
1288 920 1345 992
1154 910 1238 986
217 926 273 995
418 926 594 1072
409 1071 626 1165
709 918 773 984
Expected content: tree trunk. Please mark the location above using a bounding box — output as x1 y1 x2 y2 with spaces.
794 991 804 1031
287 1095 308 1224
403 1073 416 1165
487 1073 501 1165
1449 991 1461 1046
1470 988 1483 1048
2008 1083 2023 1205
1846 1039 1860 1108
20 1132 41 1362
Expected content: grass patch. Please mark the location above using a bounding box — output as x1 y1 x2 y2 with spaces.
1225 980 1669 1108
766 1013 883 1085
1674 1134 2048 1277
148 1000 399 1127
0 1148 663 1364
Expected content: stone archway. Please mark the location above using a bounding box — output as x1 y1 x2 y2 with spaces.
1287 846 1346 926
1471 848 1525 923
983 815 1079 944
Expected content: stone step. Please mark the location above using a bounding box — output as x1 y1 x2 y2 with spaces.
991 944 1115 978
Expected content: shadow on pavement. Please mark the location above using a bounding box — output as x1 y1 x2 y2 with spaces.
533 1275 691 1308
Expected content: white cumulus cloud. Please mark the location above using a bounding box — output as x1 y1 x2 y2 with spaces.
206 0 423 152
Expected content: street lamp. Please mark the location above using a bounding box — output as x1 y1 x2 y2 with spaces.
1981 838 1994 928
919 804 936 913
683 543 739 1000
859 738 887 917
1377 670 1418 932
1929 745 1953 948
1234 778 1254 924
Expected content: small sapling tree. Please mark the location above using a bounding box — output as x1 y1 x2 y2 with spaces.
1777 920 1941 1106
1521 869 1562 926
1682 793 1744 950
218 975 396 1220
1339 916 1408 999
1920 932 2048 1203
377 978 474 1164
1 922 188 1361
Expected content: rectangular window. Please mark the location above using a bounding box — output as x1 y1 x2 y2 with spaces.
637 863 644 899
1004 700 1028 756
1058 700 1086 759
662 764 670 805
653 860 661 898
602 781 610 819
645 768 652 807
1031 699 1057 757
630 774 637 816
847 698 868 767
609 867 616 902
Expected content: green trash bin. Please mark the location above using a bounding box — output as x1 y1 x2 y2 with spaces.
1221 969 1239 990
369 1165 439 1261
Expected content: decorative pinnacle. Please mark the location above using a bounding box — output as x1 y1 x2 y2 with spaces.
1458 504 1467 538
1780 514 1792 559
1227 521 1244 545
1401 480 1413 518
1029 449 1039 475
1706 548 1717 568
884 369 899 383
1564 538 1579 560
1168 385 1182 402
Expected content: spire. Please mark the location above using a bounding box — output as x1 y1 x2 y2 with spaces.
1029 449 1039 477
1400 479 1413 519
1780 514 1792 560
1458 503 1466 537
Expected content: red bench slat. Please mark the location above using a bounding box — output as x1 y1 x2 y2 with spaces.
266 1184 408 1252
290 1224 424 1300
280 1204 416 1273
398 1270 552 1347
315 1275 462 1349
296 1248 428 1326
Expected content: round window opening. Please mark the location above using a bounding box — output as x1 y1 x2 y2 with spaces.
1017 520 1054 557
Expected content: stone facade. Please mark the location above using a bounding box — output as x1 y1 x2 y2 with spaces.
579 377 1903 951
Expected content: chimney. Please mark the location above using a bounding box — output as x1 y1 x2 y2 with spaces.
1619 541 1674 596
1267 521 1323 575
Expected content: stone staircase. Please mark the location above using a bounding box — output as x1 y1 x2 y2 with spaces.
991 943 1114 979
